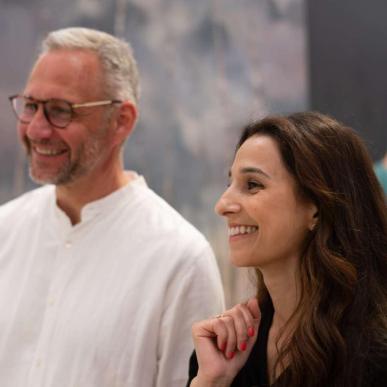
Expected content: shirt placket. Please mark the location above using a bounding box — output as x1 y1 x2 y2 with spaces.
27 229 78 386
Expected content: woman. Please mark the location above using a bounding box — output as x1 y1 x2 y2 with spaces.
187 112 387 387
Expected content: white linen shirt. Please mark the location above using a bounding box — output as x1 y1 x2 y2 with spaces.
0 176 225 387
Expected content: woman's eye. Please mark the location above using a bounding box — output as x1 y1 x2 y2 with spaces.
247 180 263 190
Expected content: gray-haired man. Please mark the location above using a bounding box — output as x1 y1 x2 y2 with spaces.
1 27 224 387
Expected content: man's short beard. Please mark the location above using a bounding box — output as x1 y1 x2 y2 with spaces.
29 139 104 186
29 158 77 186
25 114 112 186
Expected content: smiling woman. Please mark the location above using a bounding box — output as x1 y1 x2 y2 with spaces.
215 134 317 270
187 111 387 387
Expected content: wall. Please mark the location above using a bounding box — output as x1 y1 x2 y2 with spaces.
0 0 308 305
307 0 387 160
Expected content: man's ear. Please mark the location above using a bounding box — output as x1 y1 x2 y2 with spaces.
113 101 138 145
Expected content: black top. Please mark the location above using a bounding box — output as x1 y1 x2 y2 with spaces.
186 300 387 387
186 300 279 387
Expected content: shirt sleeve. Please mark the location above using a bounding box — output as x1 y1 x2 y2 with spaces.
186 350 199 387
155 244 225 387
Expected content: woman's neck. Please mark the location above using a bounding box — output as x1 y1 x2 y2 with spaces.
262 262 299 328
260 261 300 383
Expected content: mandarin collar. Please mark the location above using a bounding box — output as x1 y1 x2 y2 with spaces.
52 173 147 228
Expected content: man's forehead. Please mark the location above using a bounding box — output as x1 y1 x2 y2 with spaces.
31 49 101 76
25 50 104 100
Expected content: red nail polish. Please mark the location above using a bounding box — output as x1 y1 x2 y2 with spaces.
247 327 255 337
220 342 227 352
228 351 235 359
240 341 247 351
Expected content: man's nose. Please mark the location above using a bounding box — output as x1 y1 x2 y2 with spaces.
25 106 54 140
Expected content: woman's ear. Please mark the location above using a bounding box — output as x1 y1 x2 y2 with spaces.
309 207 319 231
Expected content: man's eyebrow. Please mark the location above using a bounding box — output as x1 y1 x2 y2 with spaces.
228 167 271 179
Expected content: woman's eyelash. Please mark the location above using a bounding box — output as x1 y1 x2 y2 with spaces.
247 180 264 190
226 179 264 190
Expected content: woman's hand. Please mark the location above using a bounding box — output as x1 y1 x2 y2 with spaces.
190 297 261 387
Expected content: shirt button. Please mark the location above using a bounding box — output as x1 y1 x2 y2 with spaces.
65 241 72 248
36 358 42 368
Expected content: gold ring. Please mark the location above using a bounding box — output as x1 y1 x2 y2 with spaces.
214 313 230 319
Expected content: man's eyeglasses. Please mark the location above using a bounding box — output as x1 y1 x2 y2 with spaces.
9 95 122 129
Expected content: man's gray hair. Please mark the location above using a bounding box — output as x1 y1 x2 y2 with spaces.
41 27 140 106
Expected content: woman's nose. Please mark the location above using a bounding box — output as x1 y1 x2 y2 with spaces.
214 189 241 217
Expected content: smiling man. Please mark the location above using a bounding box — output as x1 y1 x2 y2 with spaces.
0 27 224 387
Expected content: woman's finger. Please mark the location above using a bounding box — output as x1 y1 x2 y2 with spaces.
246 297 261 320
227 305 249 352
218 314 237 359
211 316 229 352
236 302 259 340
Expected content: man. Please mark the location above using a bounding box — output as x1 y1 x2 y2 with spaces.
0 27 224 387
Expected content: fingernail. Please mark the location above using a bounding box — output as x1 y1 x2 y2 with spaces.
240 341 247 351
220 342 227 352
247 327 255 337
228 351 235 359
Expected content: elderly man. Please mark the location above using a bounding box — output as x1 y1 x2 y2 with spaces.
1 27 224 387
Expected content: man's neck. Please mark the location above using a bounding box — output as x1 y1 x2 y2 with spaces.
55 169 136 225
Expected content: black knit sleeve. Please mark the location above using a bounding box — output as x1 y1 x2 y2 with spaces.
186 350 199 387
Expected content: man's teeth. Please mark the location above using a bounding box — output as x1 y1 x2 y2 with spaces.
35 147 65 156
228 226 258 236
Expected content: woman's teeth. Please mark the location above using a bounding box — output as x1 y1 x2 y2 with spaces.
228 225 258 236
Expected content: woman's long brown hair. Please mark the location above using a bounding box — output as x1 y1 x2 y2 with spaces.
237 112 387 386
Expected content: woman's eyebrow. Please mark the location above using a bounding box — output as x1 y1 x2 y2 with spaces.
240 166 271 179
228 166 271 179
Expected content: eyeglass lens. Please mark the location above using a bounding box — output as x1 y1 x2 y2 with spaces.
12 97 73 128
